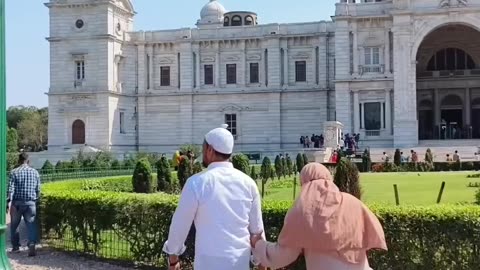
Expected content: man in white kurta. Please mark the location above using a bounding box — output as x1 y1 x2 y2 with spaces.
163 126 264 270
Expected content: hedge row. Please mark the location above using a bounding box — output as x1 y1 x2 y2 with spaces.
40 179 480 269
339 161 480 173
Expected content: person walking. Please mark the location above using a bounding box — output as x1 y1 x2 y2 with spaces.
163 125 264 270
250 163 387 270
7 153 41 257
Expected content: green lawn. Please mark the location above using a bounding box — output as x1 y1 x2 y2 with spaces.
262 172 479 205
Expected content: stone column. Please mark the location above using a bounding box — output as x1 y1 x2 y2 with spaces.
385 89 392 135
353 31 359 75
283 46 290 88
353 90 360 134
385 30 390 74
267 38 281 88
137 43 146 92
434 89 440 127
147 45 153 90
466 88 471 126
195 47 201 89
241 40 247 86
215 45 221 87
393 24 418 147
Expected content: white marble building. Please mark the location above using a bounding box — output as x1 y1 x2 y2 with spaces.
46 0 480 155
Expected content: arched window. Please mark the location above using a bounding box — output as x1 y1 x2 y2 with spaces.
245 16 254 26
231 15 242 26
72 119 85 145
223 16 230 27
441 94 463 107
427 48 476 71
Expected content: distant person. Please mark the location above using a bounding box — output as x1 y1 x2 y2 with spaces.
382 152 390 163
446 154 453 162
400 152 407 164
163 126 264 269
411 150 418 164
475 152 480 161
305 136 311 148
453 151 460 162
7 153 41 257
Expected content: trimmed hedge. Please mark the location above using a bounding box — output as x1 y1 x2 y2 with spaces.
40 178 480 269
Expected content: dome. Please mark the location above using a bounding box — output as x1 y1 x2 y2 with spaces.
200 0 226 21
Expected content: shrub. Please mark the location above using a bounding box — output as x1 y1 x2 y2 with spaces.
123 156 136 169
362 149 372 172
296 153 304 173
39 179 480 270
260 157 272 184
192 161 203 175
476 188 480 205
250 166 257 180
55 161 64 172
156 156 172 192
179 144 201 160
394 149 401 166
334 158 362 199
132 158 154 193
177 156 192 189
6 152 18 171
302 153 309 165
274 155 282 180
425 149 434 171
111 159 121 170
281 156 287 178
41 160 54 173
232 154 250 174
286 155 293 177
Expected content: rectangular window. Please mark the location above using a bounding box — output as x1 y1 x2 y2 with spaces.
119 112 126 134
160 66 170 86
204 65 214 85
364 102 381 131
75 61 85 80
359 103 363 129
225 114 237 138
295 61 307 82
227 64 237 84
250 63 259 83
365 47 380 65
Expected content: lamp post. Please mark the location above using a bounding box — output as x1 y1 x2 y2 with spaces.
0 0 11 268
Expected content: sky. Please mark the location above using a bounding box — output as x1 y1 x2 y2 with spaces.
5 0 335 108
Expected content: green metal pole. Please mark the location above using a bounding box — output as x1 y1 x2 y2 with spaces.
0 0 11 268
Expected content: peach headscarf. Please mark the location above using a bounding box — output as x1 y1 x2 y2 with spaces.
278 163 387 264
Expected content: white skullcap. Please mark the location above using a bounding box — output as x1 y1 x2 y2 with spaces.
205 125 234 154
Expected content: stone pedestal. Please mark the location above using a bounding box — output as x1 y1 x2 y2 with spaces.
324 121 344 149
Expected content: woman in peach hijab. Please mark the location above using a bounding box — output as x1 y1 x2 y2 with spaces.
251 163 387 270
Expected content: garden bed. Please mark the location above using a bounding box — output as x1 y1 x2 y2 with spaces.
38 176 480 269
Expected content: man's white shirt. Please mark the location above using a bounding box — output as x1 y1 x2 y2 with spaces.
163 162 264 270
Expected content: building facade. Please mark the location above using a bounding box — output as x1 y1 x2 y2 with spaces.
46 0 480 154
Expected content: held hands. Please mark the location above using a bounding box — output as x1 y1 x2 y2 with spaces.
250 232 263 248
168 255 180 270
168 262 180 270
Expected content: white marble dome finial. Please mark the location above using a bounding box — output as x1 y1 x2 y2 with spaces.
199 0 226 25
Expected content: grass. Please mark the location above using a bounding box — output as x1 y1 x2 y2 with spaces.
261 171 478 205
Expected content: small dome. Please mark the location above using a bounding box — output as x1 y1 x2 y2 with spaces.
200 0 226 21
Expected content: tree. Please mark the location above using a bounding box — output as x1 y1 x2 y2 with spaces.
7 127 18 153
260 157 272 184
177 155 193 189
274 155 282 180
232 154 250 174
132 158 154 193
281 156 287 178
286 155 293 177
296 153 304 173
179 144 201 160
334 158 362 199
302 153 309 167
17 112 47 152
156 156 172 192
250 166 257 180
41 160 54 174
55 161 64 173
362 149 372 172
394 149 401 166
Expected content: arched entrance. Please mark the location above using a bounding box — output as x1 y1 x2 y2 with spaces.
416 24 480 140
72 119 85 144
